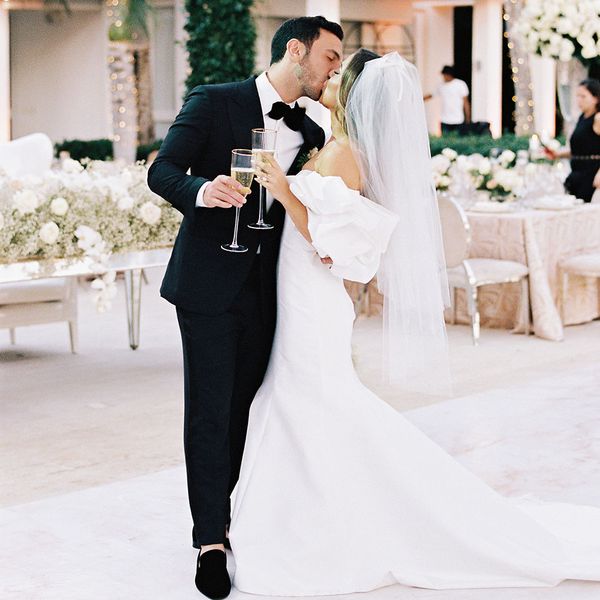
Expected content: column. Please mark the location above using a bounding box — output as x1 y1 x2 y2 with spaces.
0 5 10 142
173 0 188 105
529 54 556 138
306 0 340 23
472 0 503 137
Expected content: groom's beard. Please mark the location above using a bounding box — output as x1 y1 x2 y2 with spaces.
295 60 327 101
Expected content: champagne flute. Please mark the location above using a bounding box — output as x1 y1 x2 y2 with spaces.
249 128 277 230
221 149 254 253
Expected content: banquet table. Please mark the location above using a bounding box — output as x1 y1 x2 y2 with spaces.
346 204 600 341
0 248 172 349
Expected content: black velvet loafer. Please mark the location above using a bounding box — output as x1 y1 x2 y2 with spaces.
195 549 231 599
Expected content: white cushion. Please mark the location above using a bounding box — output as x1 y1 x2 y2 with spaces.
0 133 53 178
447 258 528 288
0 278 70 305
559 253 600 277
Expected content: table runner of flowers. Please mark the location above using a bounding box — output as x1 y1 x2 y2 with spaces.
0 159 182 310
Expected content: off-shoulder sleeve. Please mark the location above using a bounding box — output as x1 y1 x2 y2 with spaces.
289 170 398 283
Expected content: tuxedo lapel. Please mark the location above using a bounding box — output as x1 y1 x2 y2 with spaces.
287 114 326 176
228 77 265 150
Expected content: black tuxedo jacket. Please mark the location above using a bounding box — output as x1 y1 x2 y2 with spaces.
147 76 325 316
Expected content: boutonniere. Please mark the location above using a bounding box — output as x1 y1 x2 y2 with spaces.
296 147 319 169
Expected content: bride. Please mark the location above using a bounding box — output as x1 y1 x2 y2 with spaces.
228 50 600 595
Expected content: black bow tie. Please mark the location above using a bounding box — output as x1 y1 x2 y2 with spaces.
268 101 306 132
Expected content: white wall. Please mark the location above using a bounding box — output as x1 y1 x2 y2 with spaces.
414 6 454 135
10 9 110 142
1 7 10 142
151 5 177 139
472 0 503 137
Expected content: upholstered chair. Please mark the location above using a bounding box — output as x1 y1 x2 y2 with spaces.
438 196 530 344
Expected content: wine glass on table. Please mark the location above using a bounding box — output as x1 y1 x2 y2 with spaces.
221 149 254 253
249 128 277 230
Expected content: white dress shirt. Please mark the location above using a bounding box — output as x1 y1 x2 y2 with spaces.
195 72 305 209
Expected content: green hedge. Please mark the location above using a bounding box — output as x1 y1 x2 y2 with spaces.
429 134 529 157
54 139 164 162
185 0 256 94
136 139 163 161
54 139 113 161
429 134 567 157
57 134 567 164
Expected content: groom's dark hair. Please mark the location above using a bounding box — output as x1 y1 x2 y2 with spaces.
270 16 344 65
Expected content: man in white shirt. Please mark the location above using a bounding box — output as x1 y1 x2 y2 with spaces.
424 65 471 135
148 16 343 599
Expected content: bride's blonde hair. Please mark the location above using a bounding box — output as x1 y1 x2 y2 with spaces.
335 48 380 136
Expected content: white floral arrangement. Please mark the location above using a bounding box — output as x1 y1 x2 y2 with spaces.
431 148 458 191
0 158 181 311
432 150 524 199
517 0 600 63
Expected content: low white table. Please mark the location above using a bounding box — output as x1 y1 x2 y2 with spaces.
0 248 172 350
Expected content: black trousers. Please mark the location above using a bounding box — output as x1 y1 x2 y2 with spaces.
175 258 274 547
441 122 462 135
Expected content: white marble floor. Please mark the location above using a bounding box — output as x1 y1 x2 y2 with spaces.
2 269 600 599
2 364 599 600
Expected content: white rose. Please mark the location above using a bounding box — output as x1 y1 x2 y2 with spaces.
479 158 491 175
581 44 598 60
431 154 451 173
499 150 516 166
13 189 39 214
117 193 135 211
39 221 60 244
75 225 104 253
139 201 161 226
62 158 84 174
556 17 573 35
50 196 69 216
441 148 458 161
486 179 498 190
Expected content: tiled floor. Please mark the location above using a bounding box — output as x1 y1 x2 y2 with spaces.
1 268 599 599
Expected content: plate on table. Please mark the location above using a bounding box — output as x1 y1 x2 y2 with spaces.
469 201 514 213
531 195 581 210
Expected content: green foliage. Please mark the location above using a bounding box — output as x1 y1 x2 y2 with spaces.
430 134 529 157
108 0 152 42
54 139 165 162
137 139 163 162
185 0 256 93
55 139 113 161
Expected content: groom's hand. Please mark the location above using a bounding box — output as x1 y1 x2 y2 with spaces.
203 175 247 209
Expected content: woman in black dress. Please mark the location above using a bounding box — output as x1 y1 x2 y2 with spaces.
546 78 600 203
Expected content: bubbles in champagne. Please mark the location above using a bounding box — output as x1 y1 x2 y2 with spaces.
231 167 255 196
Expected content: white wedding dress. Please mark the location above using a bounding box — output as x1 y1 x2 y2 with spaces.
229 170 600 596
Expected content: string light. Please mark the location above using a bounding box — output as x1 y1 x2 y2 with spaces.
105 0 141 160
503 0 535 136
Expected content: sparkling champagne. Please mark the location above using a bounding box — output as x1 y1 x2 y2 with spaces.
231 167 255 196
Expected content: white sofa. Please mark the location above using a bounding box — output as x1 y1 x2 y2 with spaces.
0 133 79 352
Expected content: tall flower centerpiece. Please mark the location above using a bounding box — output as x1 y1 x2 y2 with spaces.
517 0 600 135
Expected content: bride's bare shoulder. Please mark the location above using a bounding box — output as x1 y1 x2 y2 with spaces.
315 140 361 191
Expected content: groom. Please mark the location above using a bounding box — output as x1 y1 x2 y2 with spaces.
148 16 343 599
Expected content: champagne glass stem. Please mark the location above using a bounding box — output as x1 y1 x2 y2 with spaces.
231 207 241 248
257 184 266 225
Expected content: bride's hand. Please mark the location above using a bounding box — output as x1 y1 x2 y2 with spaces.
254 155 291 202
